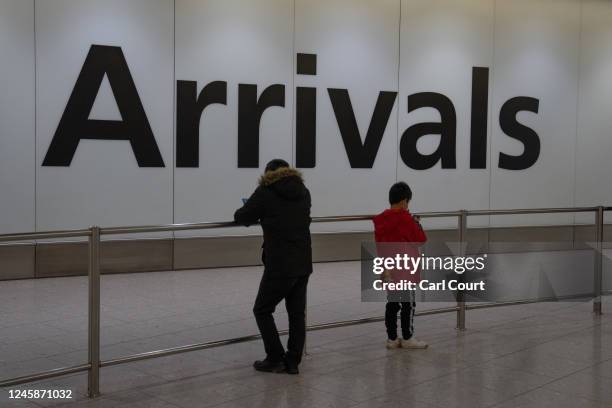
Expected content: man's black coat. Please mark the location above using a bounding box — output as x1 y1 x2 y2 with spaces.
234 167 312 279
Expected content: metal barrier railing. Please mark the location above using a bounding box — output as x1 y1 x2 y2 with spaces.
0 206 608 397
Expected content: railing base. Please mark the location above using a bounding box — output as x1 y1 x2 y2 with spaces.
593 301 602 315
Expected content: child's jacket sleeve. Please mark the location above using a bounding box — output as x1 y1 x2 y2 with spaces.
401 212 427 244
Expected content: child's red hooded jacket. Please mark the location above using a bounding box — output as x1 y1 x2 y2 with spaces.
373 209 427 283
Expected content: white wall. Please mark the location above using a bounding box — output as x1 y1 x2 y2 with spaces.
174 0 293 237
35 0 174 232
575 0 612 225
296 0 399 232
0 0 35 234
0 0 611 235
489 0 580 227
398 0 494 229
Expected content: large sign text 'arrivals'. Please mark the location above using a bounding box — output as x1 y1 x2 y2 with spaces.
43 45 540 170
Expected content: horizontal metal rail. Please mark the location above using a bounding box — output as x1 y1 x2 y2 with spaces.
465 291 601 310
467 206 606 216
95 206 607 236
0 205 608 397
101 221 238 235
0 207 607 241
0 364 90 388
0 228 91 243
102 306 460 367
91 206 612 236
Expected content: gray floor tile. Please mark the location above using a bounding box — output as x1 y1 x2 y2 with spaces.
350 395 440 408
140 375 261 408
491 387 609 408
208 383 354 408
484 348 593 378
543 370 612 402
586 358 612 379
457 365 554 397
402 373 512 408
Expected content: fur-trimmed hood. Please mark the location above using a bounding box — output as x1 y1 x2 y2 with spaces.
258 167 306 200
259 167 303 186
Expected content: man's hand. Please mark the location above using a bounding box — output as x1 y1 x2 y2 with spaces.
234 187 265 226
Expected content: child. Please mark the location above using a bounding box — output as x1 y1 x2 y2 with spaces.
373 182 428 349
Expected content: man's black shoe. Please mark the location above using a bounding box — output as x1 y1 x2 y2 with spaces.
284 359 299 375
253 359 285 373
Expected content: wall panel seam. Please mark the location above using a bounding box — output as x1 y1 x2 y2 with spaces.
395 0 401 183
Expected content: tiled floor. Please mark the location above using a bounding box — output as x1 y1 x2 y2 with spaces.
1 261 611 407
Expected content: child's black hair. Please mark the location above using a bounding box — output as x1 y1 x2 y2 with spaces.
389 182 412 205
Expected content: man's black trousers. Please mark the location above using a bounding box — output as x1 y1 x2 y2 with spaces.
253 275 310 364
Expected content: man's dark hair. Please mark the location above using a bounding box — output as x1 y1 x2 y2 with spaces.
265 159 290 173
389 182 412 205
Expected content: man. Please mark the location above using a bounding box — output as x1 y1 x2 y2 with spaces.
234 159 312 374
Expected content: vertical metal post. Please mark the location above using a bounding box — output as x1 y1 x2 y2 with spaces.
593 207 604 315
457 210 467 330
88 226 101 398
